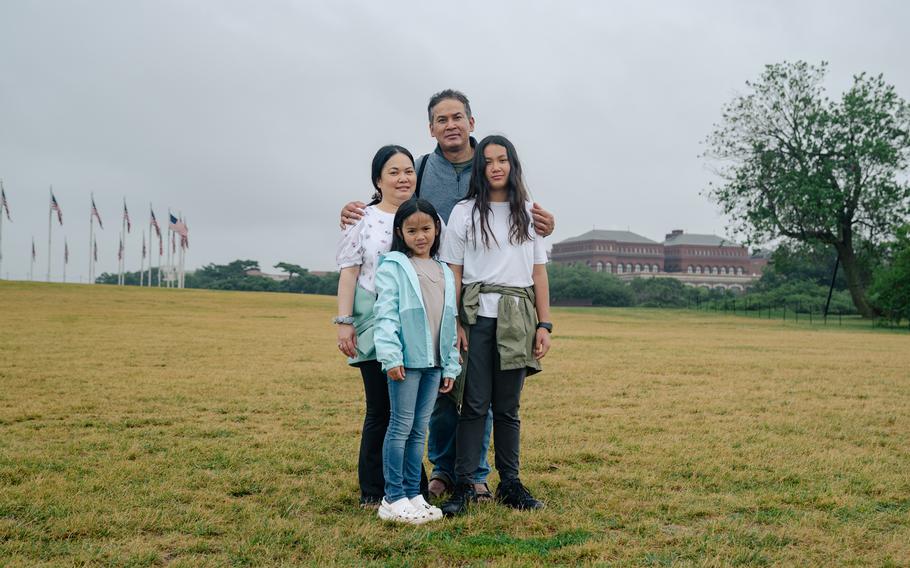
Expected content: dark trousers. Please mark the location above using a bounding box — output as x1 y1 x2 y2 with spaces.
358 359 428 500
454 317 527 485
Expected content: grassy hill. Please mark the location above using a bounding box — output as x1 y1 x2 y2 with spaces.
1 281 908 566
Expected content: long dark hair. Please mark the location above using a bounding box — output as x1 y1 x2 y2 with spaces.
463 134 531 248
369 145 415 206
390 199 442 258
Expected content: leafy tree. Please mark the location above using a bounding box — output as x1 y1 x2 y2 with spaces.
704 61 910 317
870 225 910 323
274 262 307 278
547 264 634 307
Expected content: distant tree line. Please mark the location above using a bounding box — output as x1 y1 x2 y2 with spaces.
96 230 910 324
96 260 338 295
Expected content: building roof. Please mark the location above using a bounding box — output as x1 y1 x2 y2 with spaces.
558 230 658 245
663 233 741 247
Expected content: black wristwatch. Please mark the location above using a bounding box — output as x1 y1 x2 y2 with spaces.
537 321 553 333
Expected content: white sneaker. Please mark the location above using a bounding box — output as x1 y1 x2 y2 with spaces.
409 495 443 521
377 497 431 525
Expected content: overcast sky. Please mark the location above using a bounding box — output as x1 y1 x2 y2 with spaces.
1 0 908 282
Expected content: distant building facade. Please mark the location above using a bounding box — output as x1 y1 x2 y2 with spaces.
550 229 768 291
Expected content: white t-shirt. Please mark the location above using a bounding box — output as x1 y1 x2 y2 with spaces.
440 199 548 318
335 205 394 293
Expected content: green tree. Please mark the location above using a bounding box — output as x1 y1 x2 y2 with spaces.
870 225 910 323
704 61 910 317
274 262 307 278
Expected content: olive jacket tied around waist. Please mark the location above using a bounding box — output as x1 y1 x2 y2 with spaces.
451 281 542 405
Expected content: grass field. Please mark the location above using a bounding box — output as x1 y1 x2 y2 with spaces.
1 281 909 567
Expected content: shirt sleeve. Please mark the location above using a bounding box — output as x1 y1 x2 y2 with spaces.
438 204 466 265
533 233 548 264
336 217 366 270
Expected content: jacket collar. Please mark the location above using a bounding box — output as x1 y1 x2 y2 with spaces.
433 136 477 163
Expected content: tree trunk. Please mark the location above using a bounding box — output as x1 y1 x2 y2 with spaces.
834 241 878 318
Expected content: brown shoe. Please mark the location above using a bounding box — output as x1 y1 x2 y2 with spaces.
428 478 450 499
473 483 493 503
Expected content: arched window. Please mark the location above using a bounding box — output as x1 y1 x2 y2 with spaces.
653 264 659 272
687 265 693 274
626 264 633 273
736 267 743 275
616 264 623 274
595 261 603 272
634 264 641 272
605 262 612 273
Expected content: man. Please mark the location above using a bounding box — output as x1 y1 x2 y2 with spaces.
340 89 555 502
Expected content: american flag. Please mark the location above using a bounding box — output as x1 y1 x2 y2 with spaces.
93 239 98 262
158 233 163 256
1 184 10 221
64 240 69 264
118 238 123 261
50 192 63 225
31 239 36 260
91 197 103 229
169 213 188 236
150 209 161 238
142 233 147 259
171 231 176 254
123 201 131 233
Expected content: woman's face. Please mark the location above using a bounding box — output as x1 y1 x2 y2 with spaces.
377 153 416 206
483 144 510 191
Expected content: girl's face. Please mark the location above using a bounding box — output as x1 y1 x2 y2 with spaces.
484 144 510 192
377 153 416 206
399 211 437 259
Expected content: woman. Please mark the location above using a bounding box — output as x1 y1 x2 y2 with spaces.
439 135 552 516
334 144 428 508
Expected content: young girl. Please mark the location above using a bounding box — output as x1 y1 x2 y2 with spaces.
439 135 552 516
335 145 429 509
373 199 461 524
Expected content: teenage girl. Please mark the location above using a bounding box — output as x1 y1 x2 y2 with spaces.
335 145 428 508
372 198 461 524
439 134 552 516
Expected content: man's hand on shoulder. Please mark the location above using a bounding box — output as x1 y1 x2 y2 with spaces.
340 201 367 229
531 202 555 237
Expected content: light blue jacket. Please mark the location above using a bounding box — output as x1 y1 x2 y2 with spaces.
373 252 461 379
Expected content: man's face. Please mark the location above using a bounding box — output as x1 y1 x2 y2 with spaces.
429 98 475 154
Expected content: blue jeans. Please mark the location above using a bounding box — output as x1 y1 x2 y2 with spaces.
428 394 492 486
383 367 439 502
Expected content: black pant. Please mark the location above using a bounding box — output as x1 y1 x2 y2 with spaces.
454 317 527 484
358 359 428 500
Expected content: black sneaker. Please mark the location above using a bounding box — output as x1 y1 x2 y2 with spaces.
359 495 382 510
441 483 477 517
495 479 545 510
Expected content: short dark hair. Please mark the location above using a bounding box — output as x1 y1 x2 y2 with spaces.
391 198 443 258
369 145 414 205
427 89 472 123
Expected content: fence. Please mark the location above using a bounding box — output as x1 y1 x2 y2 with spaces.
686 297 910 332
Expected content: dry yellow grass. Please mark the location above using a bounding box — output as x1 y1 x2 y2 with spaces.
1 281 908 566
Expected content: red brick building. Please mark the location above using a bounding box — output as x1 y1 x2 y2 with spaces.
550 229 767 291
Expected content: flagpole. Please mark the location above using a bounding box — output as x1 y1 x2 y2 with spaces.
88 194 94 284
166 209 172 288
47 186 53 282
147 204 152 287
0 180 5 280
120 199 125 285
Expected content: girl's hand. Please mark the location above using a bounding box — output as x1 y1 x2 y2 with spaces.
456 323 468 353
439 377 454 394
388 366 406 381
534 328 551 359
337 324 357 358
